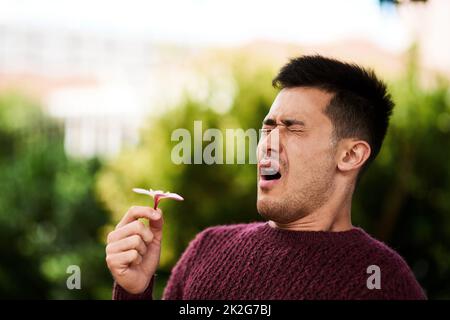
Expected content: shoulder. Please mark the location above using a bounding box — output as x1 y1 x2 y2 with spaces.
200 222 264 237
353 228 412 270
192 222 264 245
186 222 264 252
175 222 263 269
351 228 426 299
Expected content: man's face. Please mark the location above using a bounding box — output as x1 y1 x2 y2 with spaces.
257 87 337 224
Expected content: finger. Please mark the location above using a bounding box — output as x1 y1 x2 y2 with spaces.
116 206 161 229
107 220 154 244
149 208 164 235
106 249 142 269
106 234 147 256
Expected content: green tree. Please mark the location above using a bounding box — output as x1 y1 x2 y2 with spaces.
354 52 450 298
0 92 112 299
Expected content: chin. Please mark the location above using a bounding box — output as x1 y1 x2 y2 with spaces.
257 196 305 224
257 198 285 222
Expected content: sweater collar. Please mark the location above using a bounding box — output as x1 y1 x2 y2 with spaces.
258 221 366 244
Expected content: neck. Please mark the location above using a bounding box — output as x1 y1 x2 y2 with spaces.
269 182 354 232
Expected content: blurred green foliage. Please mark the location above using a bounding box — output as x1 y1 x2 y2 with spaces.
354 52 450 298
0 49 449 299
0 93 112 299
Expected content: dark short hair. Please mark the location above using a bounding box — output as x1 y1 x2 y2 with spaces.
272 55 394 171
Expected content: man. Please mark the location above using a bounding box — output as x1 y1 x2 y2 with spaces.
106 55 426 300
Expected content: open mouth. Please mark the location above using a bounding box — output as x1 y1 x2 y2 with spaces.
260 168 282 181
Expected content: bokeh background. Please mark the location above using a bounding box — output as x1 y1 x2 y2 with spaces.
1 0 449 299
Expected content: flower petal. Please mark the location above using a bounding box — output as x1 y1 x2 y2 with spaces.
133 187 184 209
132 188 152 196
163 193 184 201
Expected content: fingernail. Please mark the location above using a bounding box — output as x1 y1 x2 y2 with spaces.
152 211 160 218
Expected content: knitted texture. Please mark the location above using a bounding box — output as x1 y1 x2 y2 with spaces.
113 222 426 300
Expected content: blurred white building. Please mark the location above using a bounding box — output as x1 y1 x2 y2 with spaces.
0 24 157 158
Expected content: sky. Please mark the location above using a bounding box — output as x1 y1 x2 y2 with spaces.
0 0 411 51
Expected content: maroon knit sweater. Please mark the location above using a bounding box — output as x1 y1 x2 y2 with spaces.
113 222 426 300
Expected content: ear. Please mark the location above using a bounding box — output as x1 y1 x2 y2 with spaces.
337 139 371 173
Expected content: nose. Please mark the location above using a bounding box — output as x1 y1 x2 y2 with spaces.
258 128 281 158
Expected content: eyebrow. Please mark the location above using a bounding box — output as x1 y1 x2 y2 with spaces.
262 118 306 127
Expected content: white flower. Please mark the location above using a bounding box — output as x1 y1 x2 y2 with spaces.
132 188 184 209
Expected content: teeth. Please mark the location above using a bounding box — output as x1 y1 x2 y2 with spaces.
261 167 278 176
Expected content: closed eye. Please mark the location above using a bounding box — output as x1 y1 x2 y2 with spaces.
286 126 305 133
261 119 306 135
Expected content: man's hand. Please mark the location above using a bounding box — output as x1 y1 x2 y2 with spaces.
106 206 163 294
